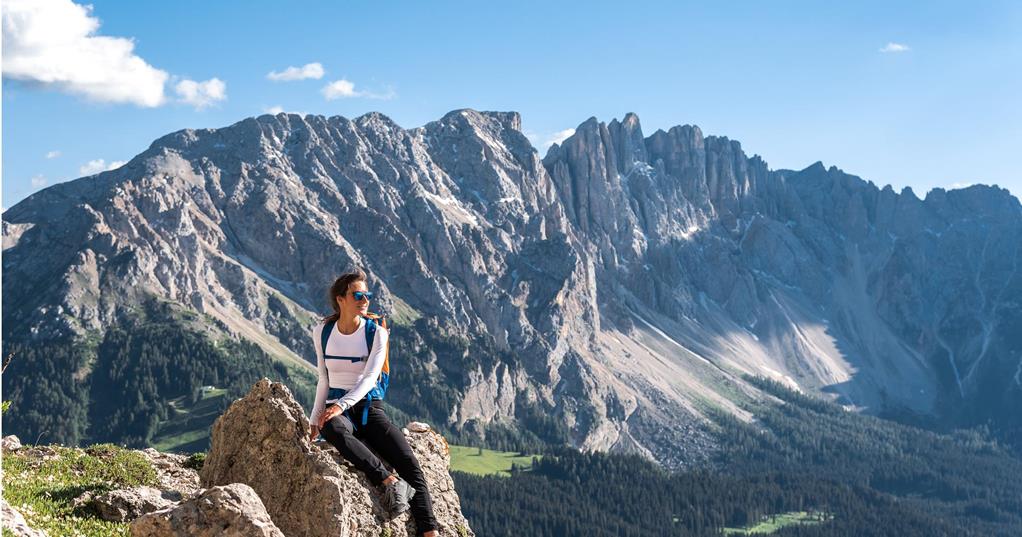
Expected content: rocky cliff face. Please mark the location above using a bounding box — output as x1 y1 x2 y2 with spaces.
3 109 1020 466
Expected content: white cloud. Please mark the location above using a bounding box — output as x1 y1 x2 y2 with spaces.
2 0 169 106
263 105 308 116
947 182 975 190
45 150 61 159
267 62 324 81
322 79 358 99
321 79 395 100
174 78 226 109
527 128 577 152
79 158 125 176
30 174 47 188
880 42 910 53
546 128 576 148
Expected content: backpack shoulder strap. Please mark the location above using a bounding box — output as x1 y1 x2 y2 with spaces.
320 319 336 358
363 315 377 356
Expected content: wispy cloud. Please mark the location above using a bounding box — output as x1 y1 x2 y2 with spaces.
546 128 576 148
45 150 61 159
2 0 169 106
527 128 577 152
267 62 324 81
263 105 307 116
30 174 47 188
947 182 975 190
880 42 910 53
321 79 395 100
79 158 126 176
174 78 227 109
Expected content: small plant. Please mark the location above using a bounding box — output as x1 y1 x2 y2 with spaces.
184 452 207 470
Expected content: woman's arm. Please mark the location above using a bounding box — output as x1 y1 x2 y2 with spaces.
334 324 388 411
309 323 330 426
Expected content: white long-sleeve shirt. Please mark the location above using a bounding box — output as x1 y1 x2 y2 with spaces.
309 317 389 425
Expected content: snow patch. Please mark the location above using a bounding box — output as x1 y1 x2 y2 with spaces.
423 190 479 226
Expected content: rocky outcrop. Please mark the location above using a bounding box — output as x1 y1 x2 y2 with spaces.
200 379 474 537
130 484 284 537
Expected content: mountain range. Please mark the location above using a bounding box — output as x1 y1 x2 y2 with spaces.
3 109 1020 465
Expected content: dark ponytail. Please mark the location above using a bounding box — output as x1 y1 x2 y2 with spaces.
322 269 367 324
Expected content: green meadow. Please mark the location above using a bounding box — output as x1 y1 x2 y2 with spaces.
448 445 538 477
723 511 833 534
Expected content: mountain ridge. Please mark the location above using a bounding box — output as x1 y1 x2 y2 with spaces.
4 109 1020 465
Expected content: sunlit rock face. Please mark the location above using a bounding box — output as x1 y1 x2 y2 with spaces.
4 109 1020 468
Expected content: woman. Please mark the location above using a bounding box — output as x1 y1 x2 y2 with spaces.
308 269 439 537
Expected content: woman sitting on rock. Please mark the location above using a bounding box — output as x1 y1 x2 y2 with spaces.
308 269 438 537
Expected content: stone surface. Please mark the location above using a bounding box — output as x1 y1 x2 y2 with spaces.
138 448 203 498
407 422 431 433
129 483 283 537
3 434 22 452
88 486 182 522
1 498 47 537
201 379 474 537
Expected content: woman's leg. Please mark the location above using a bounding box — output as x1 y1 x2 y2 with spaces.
361 403 439 536
319 411 393 486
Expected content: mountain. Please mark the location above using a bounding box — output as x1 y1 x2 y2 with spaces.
3 109 1020 464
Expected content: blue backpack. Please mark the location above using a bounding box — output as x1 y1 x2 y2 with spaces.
320 313 390 428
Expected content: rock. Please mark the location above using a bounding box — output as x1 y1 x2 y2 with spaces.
201 379 474 537
1 498 47 537
406 422 431 433
2 434 22 452
137 448 202 498
88 486 182 522
130 483 283 537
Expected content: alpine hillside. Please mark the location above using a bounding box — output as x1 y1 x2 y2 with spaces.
3 110 1020 465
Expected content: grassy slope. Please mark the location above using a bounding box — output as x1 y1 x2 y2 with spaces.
1 444 158 537
448 445 538 477
723 511 834 535
150 388 229 453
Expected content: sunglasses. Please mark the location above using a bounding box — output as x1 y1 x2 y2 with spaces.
351 291 374 302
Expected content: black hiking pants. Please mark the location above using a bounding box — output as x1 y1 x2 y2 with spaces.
319 399 438 535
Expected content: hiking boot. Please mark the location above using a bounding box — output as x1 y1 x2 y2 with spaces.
380 477 412 515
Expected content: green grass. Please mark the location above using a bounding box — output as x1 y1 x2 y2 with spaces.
722 511 834 534
150 388 228 453
448 445 538 477
389 295 422 325
1 444 158 537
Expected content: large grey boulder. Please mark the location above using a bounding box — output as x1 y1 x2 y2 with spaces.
87 486 182 522
200 379 474 537
129 483 283 537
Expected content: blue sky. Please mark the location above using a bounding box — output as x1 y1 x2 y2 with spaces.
4 0 1021 207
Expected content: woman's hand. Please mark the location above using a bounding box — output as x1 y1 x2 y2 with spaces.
318 404 344 428
309 424 320 443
